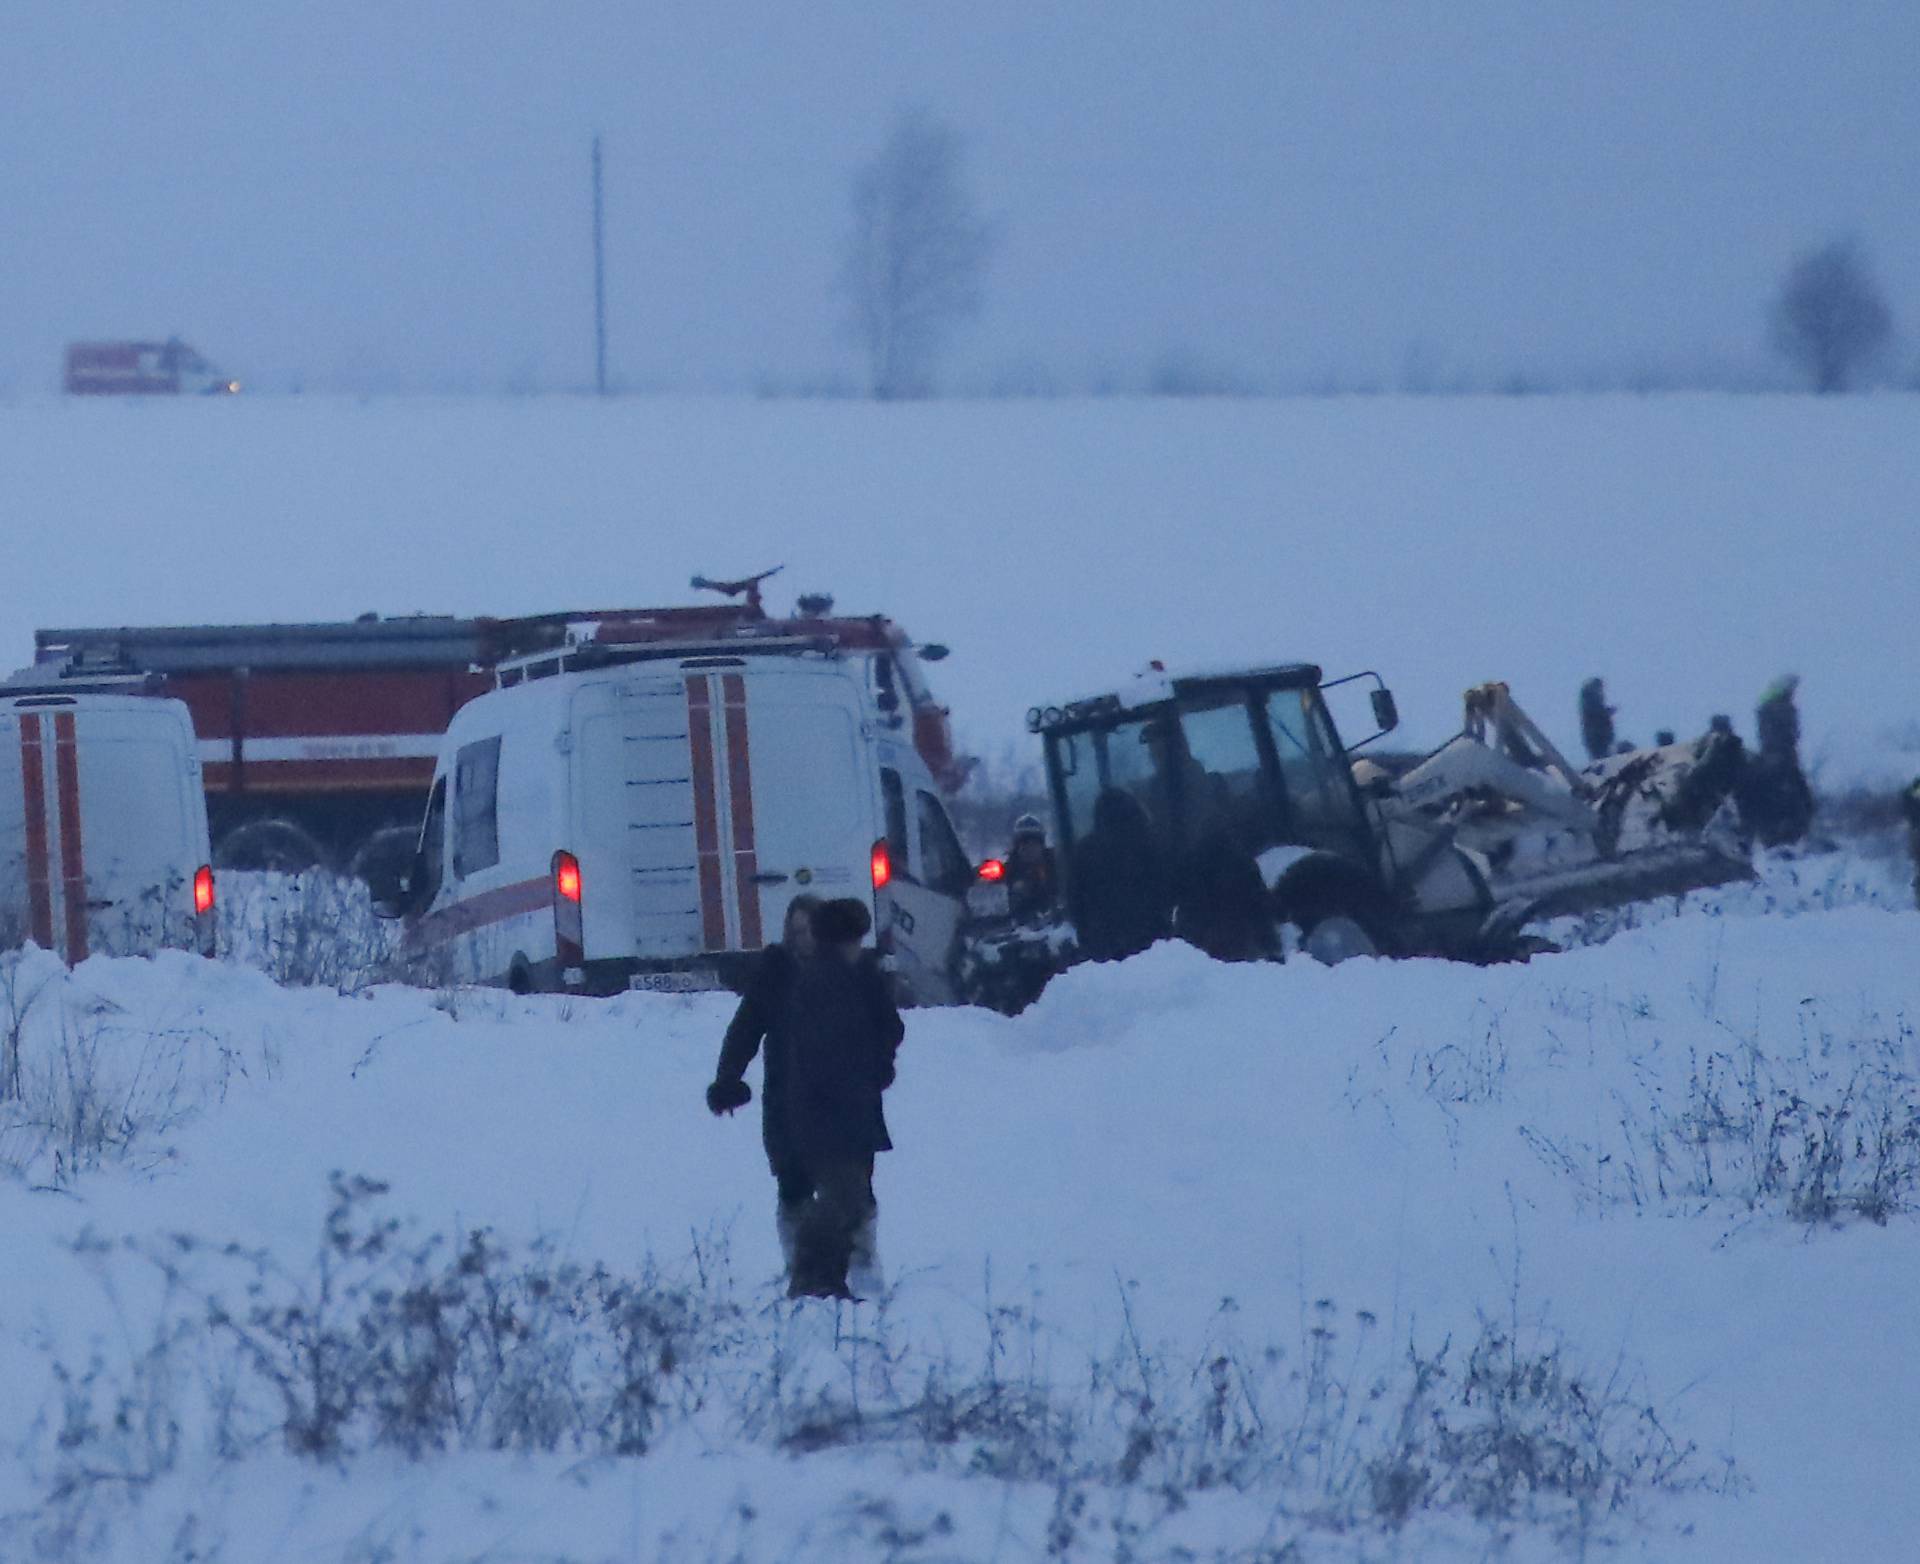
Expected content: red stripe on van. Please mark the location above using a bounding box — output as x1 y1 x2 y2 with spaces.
685 677 727 952
721 674 764 949
53 712 89 963
16 715 55 949
404 873 551 953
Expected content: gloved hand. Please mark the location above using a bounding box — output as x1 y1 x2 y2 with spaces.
706 1078 751 1116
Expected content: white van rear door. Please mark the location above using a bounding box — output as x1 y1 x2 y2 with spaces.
1 713 48 951
3 702 201 961
599 673 710 959
72 704 203 957
734 671 870 945
594 666 869 966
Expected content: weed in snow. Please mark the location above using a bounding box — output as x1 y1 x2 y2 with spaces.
10 1177 1722 1560
1523 1011 1920 1226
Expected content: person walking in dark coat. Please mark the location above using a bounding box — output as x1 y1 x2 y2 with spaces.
780 898 905 1299
706 895 822 1280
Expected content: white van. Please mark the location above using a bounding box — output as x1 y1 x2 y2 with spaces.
390 644 976 1002
2 677 216 963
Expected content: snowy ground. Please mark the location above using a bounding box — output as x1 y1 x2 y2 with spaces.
1 392 1916 781
3 390 1916 1557
2 851 1917 1561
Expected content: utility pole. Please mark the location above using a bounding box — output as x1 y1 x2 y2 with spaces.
591 134 608 396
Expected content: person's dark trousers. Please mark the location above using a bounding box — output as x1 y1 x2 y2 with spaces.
773 1160 814 1276
789 1158 877 1298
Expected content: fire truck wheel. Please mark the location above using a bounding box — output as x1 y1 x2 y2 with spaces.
216 819 330 875
507 959 536 996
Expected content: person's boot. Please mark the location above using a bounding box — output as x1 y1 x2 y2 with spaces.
786 1210 846 1299
846 1213 884 1301
777 1200 802 1278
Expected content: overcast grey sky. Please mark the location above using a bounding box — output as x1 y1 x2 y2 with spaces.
4 1 1916 395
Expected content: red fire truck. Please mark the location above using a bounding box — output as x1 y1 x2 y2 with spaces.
64 340 240 396
32 575 968 878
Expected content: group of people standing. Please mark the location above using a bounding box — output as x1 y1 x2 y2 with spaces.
706 895 904 1300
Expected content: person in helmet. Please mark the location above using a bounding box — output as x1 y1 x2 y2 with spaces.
1003 813 1059 921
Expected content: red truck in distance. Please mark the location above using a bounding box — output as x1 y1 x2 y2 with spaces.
64 340 239 396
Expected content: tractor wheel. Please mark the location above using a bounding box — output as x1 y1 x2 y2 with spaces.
1300 912 1381 965
1272 859 1393 966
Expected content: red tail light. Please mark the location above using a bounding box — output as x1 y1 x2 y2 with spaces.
977 858 1006 883
870 839 892 890
193 864 215 915
552 849 584 968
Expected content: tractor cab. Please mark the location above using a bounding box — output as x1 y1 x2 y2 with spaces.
1031 663 1399 960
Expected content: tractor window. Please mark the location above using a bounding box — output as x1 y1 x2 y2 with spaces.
1053 717 1170 852
915 790 972 897
451 736 501 877
1176 698 1272 847
880 767 912 877
1264 689 1365 851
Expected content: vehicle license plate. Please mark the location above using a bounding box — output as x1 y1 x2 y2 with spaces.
630 969 722 993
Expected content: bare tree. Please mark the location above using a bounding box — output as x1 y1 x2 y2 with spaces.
840 110 993 399
1770 238 1894 393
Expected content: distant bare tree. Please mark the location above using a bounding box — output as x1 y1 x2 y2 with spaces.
1770 238 1893 393
840 110 993 399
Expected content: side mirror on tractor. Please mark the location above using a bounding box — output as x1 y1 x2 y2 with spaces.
1371 687 1400 734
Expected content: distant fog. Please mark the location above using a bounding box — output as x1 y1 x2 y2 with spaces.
3 1 1917 396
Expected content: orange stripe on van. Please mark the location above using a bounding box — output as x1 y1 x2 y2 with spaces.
685 676 727 952
53 713 89 963
404 873 551 953
721 674 763 949
16 715 55 949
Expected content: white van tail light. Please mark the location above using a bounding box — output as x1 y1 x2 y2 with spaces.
552 850 585 966
193 864 216 956
870 839 893 890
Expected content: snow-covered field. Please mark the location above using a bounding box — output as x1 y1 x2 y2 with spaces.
2 390 1917 1557
1 392 1916 782
3 850 1918 1560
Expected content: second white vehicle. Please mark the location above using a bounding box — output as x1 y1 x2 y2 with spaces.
386 638 976 1002
2 672 216 963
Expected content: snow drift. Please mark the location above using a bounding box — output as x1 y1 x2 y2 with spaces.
3 881 1918 1559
